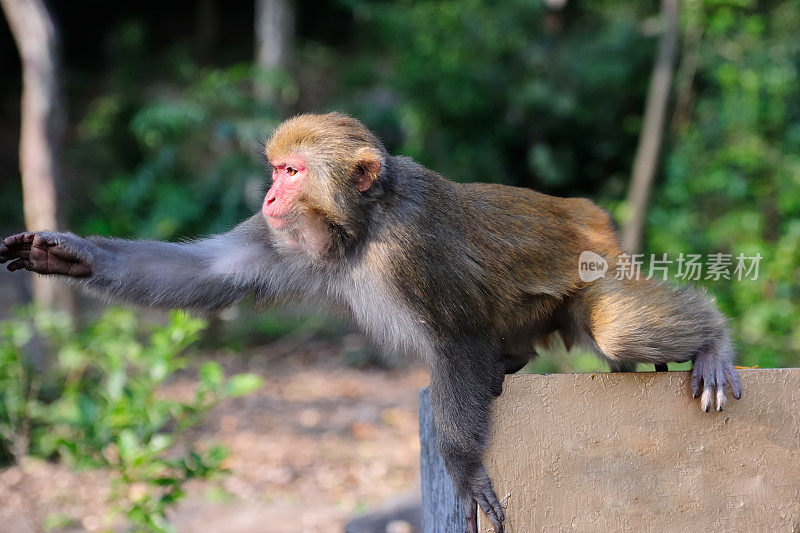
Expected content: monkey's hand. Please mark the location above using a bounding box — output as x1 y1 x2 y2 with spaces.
1 232 93 278
462 465 505 533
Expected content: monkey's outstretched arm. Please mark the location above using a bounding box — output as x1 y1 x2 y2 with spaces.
0 215 278 311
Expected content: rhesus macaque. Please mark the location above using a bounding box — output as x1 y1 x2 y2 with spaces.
1 112 741 533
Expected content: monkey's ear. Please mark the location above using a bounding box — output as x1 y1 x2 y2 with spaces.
352 148 383 192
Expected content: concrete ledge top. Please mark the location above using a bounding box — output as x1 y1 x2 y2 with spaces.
479 369 800 532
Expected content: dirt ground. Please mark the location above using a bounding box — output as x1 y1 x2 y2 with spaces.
0 338 430 533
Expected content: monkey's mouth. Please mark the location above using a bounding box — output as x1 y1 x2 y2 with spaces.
266 214 290 229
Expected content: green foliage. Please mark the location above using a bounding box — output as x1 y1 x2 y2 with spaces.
342 0 654 198
0 308 263 532
650 0 800 367
68 21 286 240
77 63 276 240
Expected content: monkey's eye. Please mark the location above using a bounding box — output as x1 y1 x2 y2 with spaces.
286 167 297 176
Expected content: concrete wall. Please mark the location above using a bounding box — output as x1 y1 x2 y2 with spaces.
419 369 800 532
479 369 800 532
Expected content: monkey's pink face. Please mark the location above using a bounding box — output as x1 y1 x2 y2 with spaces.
263 156 308 229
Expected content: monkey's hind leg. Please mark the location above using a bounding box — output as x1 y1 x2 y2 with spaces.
585 278 742 412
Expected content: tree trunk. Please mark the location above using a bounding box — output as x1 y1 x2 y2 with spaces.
1 0 72 312
672 0 703 133
195 0 217 64
621 0 680 253
254 0 293 103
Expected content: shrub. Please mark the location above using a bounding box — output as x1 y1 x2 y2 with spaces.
0 307 263 532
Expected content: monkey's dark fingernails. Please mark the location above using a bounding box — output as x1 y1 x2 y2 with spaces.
691 376 702 398
724 366 742 399
730 380 742 399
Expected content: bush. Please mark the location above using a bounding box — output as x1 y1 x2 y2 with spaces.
650 1 800 367
0 307 263 532
70 33 285 240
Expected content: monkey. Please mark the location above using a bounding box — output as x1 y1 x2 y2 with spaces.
0 112 741 533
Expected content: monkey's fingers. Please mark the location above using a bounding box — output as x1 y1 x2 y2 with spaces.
466 468 504 533
0 232 35 263
3 232 35 247
0 245 14 263
7 258 33 272
465 498 478 533
474 488 505 533
692 356 741 412
724 365 742 399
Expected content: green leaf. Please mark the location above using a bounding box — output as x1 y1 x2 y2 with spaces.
117 429 139 462
205 445 230 467
225 373 263 398
198 362 224 390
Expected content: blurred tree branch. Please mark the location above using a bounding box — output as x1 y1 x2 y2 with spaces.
671 0 703 132
195 0 218 64
254 0 294 104
1 0 72 312
622 0 680 253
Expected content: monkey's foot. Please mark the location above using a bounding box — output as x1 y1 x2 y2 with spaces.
462 467 504 533
691 353 742 412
